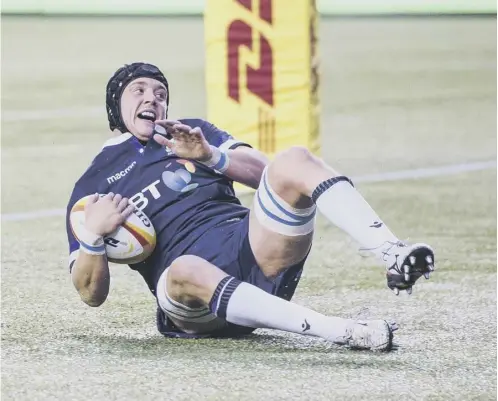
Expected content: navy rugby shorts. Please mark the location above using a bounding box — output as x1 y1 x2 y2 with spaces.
156 213 308 338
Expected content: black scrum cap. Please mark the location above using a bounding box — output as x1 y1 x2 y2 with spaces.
106 62 169 133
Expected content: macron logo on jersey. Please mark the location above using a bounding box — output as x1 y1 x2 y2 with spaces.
107 161 137 184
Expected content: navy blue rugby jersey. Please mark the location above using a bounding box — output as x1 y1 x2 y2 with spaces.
66 118 251 295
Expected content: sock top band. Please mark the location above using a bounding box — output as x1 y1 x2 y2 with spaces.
311 176 354 204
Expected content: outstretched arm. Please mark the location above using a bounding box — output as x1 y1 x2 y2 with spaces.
224 146 269 190
154 120 269 190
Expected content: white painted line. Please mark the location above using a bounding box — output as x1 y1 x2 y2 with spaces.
1 160 495 222
2 208 68 222
353 160 496 183
1 107 103 122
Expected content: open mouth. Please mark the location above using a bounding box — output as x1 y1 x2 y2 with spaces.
137 110 156 122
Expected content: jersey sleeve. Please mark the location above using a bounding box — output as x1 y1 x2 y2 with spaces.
197 119 252 151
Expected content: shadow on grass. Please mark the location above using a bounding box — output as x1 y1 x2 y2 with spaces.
65 331 400 362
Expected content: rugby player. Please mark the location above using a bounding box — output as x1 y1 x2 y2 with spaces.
66 62 435 351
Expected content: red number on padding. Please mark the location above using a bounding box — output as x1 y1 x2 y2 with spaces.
227 19 274 106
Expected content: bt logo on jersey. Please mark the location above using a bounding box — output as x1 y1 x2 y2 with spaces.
128 160 199 211
162 169 199 193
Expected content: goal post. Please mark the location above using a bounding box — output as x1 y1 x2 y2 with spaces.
205 0 320 167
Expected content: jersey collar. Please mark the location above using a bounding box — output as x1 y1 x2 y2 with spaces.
101 132 147 154
101 132 133 149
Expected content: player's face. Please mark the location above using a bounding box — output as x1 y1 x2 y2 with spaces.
120 77 168 141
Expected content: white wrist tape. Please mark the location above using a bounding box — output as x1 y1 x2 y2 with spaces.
202 145 230 173
77 228 106 256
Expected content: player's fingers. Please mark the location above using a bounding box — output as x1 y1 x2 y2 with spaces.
103 192 115 202
155 119 181 129
165 131 187 146
153 133 168 146
171 129 193 143
154 123 167 136
111 213 126 227
189 127 204 140
162 119 182 126
190 126 203 135
121 204 136 218
153 134 176 149
172 123 192 133
84 193 99 211
88 193 99 204
163 123 179 136
154 121 169 135
113 193 123 206
116 197 129 212
162 124 180 137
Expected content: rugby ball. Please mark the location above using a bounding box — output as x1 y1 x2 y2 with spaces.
70 194 156 264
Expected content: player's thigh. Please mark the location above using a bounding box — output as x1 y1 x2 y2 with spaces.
248 167 315 274
248 212 313 271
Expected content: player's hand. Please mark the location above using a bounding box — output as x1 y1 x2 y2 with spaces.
84 193 135 236
153 120 213 162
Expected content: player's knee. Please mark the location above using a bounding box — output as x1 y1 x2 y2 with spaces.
268 146 316 197
274 146 313 170
271 147 314 182
166 255 207 303
168 255 205 287
166 255 227 306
